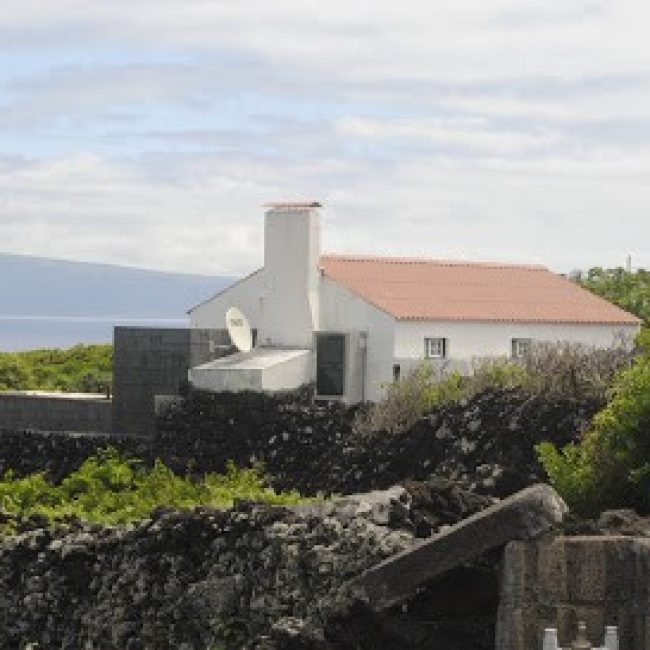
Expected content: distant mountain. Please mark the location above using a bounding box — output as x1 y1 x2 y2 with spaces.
0 252 235 318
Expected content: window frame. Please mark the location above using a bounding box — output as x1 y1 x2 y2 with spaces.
511 337 532 359
424 337 447 359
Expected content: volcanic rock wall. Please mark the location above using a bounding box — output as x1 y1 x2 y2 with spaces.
155 387 599 497
0 387 599 498
0 485 494 650
0 389 608 649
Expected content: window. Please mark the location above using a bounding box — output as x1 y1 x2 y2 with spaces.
511 338 532 359
393 364 401 381
425 337 447 359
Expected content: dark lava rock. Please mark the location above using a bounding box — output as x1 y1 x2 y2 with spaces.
1 387 599 502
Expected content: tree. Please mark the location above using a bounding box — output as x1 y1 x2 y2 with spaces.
579 267 650 324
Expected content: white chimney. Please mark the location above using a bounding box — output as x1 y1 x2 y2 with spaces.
259 202 321 348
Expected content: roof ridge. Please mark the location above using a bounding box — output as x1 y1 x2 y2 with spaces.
320 253 547 271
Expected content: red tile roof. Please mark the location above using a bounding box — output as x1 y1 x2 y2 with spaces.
320 255 641 325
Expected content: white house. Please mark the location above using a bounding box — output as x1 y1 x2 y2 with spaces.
188 202 641 402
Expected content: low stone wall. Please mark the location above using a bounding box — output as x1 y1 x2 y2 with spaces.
0 392 112 434
497 536 650 649
156 387 599 497
0 480 502 650
0 491 415 649
0 387 599 499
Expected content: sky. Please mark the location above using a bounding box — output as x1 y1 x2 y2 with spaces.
0 0 649 276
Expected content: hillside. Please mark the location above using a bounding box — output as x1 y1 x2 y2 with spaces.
0 253 236 349
0 252 234 319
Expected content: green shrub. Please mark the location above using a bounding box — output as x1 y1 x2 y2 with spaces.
537 350 650 516
636 327 650 355
0 356 34 391
0 344 112 393
579 266 650 325
468 358 529 395
0 448 309 530
354 364 463 435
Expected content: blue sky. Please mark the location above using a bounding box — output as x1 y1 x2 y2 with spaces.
0 0 649 275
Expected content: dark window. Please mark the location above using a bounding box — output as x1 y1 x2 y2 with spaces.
393 364 401 381
316 334 345 396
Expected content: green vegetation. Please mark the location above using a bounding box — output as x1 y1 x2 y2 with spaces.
538 336 650 516
355 343 631 436
578 266 650 325
0 449 307 530
355 364 465 434
0 344 112 393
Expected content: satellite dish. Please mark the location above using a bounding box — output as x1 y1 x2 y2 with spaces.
226 307 253 353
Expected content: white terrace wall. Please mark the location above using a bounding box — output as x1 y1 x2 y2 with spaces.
394 320 639 364
320 277 395 402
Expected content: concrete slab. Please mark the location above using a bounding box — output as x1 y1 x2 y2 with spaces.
352 484 567 612
189 348 312 393
1 390 107 400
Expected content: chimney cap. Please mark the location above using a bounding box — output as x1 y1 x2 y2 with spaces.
264 201 322 210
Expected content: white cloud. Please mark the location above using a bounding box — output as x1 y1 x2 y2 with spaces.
336 116 560 156
0 0 648 276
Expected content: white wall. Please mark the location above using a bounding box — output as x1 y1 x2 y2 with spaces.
190 206 321 350
189 270 265 332
394 320 640 361
320 277 395 402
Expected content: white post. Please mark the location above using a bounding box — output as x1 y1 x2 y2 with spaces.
543 627 560 650
603 626 619 650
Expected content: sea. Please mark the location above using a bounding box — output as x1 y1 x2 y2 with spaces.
0 316 189 351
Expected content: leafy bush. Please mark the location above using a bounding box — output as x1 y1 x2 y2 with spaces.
521 340 633 401
0 344 112 393
356 341 629 436
354 364 463 435
468 358 529 395
0 448 308 529
537 350 650 516
636 327 650 355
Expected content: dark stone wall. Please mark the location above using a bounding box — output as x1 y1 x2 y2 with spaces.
0 393 112 434
0 389 604 650
156 387 599 498
0 387 600 499
111 327 229 435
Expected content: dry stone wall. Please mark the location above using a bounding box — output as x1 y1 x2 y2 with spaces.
0 387 599 500
0 484 496 650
